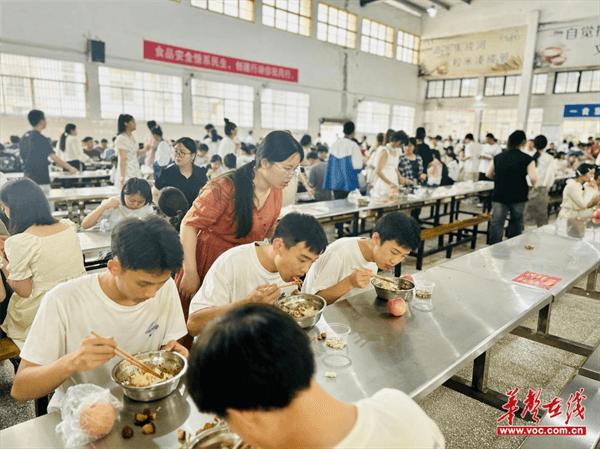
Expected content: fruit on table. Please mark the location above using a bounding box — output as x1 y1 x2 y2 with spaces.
79 402 117 439
387 297 407 317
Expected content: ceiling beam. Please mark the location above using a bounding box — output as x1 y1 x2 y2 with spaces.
359 0 381 6
461 0 472 3
393 0 428 14
429 0 451 10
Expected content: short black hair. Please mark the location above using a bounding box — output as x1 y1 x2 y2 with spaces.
465 133 474 141
508 130 527 151
204 123 214 131
306 150 318 160
198 143 209 153
343 121 355 136
27 110 45 127
210 154 222 163
101 138 108 144
111 215 183 273
415 127 426 140
576 162 595 177
316 145 328 154
175 137 197 154
10 135 20 144
121 177 152 206
223 153 236 169
534 135 548 151
486 133 495 139
0 178 56 234
82 136 93 143
188 304 315 417
299 134 312 147
374 212 421 250
273 212 328 255
391 130 409 145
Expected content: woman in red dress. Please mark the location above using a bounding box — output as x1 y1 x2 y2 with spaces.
176 131 304 316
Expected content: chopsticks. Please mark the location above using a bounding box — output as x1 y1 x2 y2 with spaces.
91 331 163 379
371 273 398 285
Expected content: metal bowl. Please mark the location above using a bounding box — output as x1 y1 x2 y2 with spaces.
111 350 187 402
275 293 326 329
371 277 415 301
188 423 253 449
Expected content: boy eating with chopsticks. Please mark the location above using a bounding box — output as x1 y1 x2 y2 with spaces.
11 216 188 411
302 212 421 304
187 213 327 337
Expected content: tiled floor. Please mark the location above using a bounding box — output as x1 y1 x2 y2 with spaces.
1 218 599 449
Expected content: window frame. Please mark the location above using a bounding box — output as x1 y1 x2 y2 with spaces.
316 2 358 49
262 0 312 37
191 78 254 127
554 69 600 94
190 0 255 22
395 29 419 65
360 17 395 58
260 87 310 131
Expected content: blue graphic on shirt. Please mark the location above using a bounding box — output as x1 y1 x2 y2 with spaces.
145 322 160 338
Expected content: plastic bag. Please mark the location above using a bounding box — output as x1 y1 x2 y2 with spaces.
56 384 122 447
346 189 363 205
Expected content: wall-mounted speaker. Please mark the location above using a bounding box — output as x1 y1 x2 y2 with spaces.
88 39 105 63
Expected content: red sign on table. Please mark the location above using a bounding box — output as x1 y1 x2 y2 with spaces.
143 40 298 83
512 271 561 290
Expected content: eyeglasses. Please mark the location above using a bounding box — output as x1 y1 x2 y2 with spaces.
174 149 193 157
273 163 298 174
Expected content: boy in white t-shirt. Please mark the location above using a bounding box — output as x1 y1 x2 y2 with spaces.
11 216 188 410
187 213 328 336
188 304 445 449
302 212 421 303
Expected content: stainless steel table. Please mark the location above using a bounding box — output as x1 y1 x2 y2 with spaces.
77 231 112 270
48 186 118 203
50 169 111 180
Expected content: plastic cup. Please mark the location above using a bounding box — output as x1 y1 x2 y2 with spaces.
413 280 435 312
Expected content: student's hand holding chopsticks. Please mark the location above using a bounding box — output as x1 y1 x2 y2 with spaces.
246 284 281 305
347 268 374 289
70 334 116 372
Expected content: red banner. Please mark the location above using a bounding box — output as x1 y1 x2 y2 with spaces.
512 271 561 290
143 40 298 83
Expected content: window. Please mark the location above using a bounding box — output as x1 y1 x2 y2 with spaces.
484 76 505 96
191 0 254 21
261 88 309 130
423 109 475 140
527 108 543 138
98 67 182 123
191 79 254 127
391 105 415 132
480 109 517 142
0 53 86 117
426 78 478 99
460 78 478 97
426 80 444 99
532 73 547 94
262 0 311 36
562 119 600 142
317 3 357 48
554 71 580 93
396 30 419 64
443 79 461 98
504 75 521 95
356 101 390 133
579 70 600 92
361 18 394 58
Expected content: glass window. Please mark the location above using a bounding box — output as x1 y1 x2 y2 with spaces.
443 79 461 98
504 75 521 95
460 78 478 97
481 109 518 142
356 101 390 133
98 67 182 123
579 70 600 92
396 30 419 64
0 53 86 117
262 0 311 36
191 0 254 21
261 88 309 130
527 108 544 138
426 80 444 98
391 105 415 132
423 109 476 141
531 73 548 94
191 79 254 127
484 76 505 96
361 18 394 58
554 71 580 93
317 3 357 48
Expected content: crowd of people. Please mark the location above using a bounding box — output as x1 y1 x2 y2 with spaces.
1 105 599 447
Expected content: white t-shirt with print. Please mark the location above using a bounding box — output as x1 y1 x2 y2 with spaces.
334 389 445 449
189 243 295 314
302 237 377 298
20 274 187 411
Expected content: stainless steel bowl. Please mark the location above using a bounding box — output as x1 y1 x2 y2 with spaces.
111 350 187 402
371 277 415 301
187 424 252 449
275 293 326 329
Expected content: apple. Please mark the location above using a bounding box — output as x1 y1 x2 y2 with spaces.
401 274 415 284
593 209 600 220
387 297 407 317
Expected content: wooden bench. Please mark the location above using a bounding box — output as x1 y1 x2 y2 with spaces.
0 337 49 416
518 374 600 449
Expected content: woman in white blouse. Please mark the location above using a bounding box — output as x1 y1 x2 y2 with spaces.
0 179 85 347
115 114 142 188
218 118 238 158
59 123 89 170
559 163 600 219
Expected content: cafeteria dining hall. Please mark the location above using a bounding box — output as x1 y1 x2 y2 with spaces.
0 0 599 448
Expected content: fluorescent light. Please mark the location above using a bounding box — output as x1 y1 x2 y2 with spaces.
427 4 438 17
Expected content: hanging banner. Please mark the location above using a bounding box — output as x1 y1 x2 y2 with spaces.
143 40 299 83
419 26 527 78
535 17 600 69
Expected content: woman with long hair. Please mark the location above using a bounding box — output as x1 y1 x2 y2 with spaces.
176 131 303 322
0 179 84 347
217 118 238 158
59 123 88 171
115 114 141 188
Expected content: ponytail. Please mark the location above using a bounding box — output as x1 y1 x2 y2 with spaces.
117 114 134 135
224 118 237 137
59 123 76 152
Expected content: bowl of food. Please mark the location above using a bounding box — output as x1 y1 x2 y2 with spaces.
187 423 252 449
371 277 415 301
111 350 187 402
275 294 326 329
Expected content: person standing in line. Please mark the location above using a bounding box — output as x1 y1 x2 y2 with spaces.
463 133 482 182
59 123 89 171
115 114 142 188
478 133 500 181
307 151 333 201
371 133 401 200
323 121 363 199
487 130 537 244
19 110 77 191
414 127 433 174
525 135 557 227
218 118 238 159
150 126 172 179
